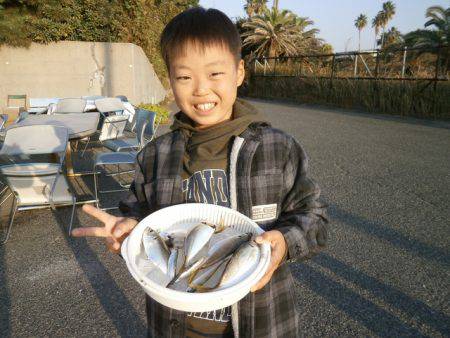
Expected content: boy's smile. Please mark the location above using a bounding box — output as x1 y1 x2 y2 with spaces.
169 41 245 129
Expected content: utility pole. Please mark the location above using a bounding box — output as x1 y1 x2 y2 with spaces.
345 37 352 53
401 47 407 78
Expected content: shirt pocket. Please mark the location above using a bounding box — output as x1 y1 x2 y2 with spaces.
250 172 283 224
143 178 176 209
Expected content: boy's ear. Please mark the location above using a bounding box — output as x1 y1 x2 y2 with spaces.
237 59 245 87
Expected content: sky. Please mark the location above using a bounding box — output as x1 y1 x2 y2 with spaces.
198 0 449 52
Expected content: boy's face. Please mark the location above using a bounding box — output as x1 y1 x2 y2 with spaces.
169 42 245 129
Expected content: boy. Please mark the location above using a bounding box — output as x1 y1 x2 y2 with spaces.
72 7 328 338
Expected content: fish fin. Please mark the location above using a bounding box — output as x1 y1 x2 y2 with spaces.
188 283 214 293
214 218 226 233
188 268 199 285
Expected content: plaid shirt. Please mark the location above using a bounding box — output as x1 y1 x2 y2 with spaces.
120 122 328 338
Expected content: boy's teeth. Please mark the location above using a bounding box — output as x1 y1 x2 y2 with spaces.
196 103 215 111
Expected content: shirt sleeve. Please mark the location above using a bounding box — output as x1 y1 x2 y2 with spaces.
275 137 329 262
118 145 154 221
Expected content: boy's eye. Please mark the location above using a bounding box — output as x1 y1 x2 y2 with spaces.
176 76 191 81
211 72 224 77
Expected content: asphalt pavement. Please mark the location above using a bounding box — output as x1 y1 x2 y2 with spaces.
1 99 449 337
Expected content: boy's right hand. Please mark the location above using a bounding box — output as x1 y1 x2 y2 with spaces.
71 204 139 254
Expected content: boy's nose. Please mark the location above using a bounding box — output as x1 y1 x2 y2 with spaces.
193 79 209 96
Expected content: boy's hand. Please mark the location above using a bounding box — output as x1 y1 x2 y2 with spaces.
71 204 138 254
251 230 287 292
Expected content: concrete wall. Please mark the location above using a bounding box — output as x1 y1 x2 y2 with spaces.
0 41 166 112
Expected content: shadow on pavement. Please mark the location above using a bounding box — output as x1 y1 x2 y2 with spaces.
0 242 11 337
329 204 450 268
314 253 450 336
0 181 13 337
292 258 423 337
52 209 146 336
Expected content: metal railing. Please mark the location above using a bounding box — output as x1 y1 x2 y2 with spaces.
249 46 449 82
244 46 449 119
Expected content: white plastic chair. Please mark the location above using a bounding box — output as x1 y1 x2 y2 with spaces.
53 98 87 114
0 125 76 243
95 97 125 115
0 114 8 131
115 95 136 125
93 110 157 210
98 115 129 142
0 178 17 243
102 109 159 152
79 98 128 156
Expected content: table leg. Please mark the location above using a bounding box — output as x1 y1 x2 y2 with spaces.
65 141 75 176
64 141 98 205
66 140 99 177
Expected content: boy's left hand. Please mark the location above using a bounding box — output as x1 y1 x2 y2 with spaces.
251 230 287 292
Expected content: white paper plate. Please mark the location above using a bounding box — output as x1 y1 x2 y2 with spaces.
121 203 271 312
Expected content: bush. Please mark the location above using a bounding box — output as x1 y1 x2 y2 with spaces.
0 0 199 84
246 75 450 120
138 103 171 125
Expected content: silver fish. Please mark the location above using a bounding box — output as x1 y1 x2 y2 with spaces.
174 233 251 289
142 227 170 275
167 235 184 280
218 241 260 289
184 221 218 267
201 233 251 269
167 249 177 280
167 257 205 286
187 257 231 292
169 231 246 285
177 258 205 280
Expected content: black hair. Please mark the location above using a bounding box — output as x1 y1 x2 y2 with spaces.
160 7 242 71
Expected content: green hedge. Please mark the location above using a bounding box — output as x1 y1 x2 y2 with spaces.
138 103 171 125
0 0 198 83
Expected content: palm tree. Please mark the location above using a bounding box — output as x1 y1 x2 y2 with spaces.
244 0 268 18
273 0 279 11
403 6 449 70
382 1 396 21
372 13 383 49
355 14 367 51
404 6 449 48
380 1 396 47
241 8 318 58
423 5 449 47
291 15 320 51
378 26 403 49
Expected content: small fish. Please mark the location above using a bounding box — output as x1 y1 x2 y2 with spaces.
142 227 170 275
187 256 231 292
168 232 247 284
201 233 251 269
184 221 224 267
175 233 251 290
167 249 177 280
167 235 184 280
217 240 260 289
167 257 205 286
177 258 205 280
